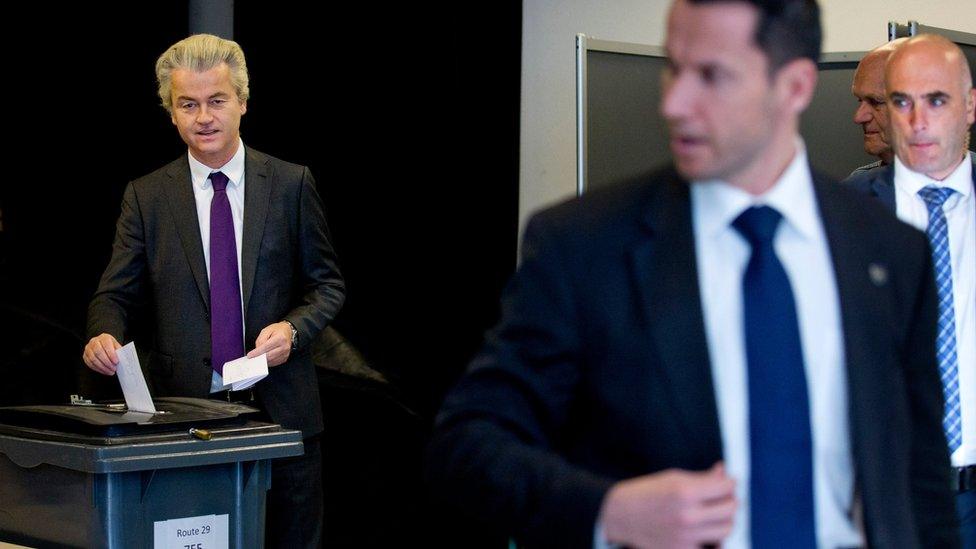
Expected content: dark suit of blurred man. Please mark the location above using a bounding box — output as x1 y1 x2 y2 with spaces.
426 1 959 548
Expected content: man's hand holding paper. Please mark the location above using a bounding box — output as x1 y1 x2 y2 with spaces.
221 353 269 391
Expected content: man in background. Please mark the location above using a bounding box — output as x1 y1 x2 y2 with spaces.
83 34 344 548
846 33 975 548
849 38 907 175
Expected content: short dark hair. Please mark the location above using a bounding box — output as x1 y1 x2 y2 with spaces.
689 0 822 70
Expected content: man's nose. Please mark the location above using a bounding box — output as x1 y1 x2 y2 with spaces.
196 105 214 124
909 104 927 132
853 101 873 125
661 73 695 121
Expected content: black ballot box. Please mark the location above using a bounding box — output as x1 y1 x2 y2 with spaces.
0 397 304 548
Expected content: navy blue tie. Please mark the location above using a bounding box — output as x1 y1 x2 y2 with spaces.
733 206 816 549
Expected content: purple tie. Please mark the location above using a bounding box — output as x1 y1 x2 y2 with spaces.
209 171 244 375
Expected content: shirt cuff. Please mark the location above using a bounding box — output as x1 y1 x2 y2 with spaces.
593 522 621 549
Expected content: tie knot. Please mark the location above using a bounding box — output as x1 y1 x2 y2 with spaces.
732 205 783 247
917 185 954 211
210 171 230 192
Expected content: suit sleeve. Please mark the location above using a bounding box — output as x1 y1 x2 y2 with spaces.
86 182 147 343
904 238 962 548
282 167 345 349
425 213 614 549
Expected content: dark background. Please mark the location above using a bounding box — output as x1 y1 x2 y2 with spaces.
1 2 521 546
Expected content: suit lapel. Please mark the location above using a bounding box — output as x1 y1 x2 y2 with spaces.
241 147 271 317
162 157 210 310
814 173 895 534
869 166 896 212
873 154 974 212
630 174 723 461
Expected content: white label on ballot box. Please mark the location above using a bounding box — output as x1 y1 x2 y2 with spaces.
153 513 228 549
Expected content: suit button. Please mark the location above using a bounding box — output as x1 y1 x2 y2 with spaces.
203 358 212 367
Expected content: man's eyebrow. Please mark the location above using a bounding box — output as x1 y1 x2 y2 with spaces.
887 90 952 99
175 91 230 102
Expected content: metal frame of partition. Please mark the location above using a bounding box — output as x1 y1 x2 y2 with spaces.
575 34 868 194
889 21 976 45
576 35 669 195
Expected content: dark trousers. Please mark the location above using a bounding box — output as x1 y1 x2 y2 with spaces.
266 434 323 549
960 489 976 549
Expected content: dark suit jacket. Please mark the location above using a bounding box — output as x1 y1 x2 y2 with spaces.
88 147 345 437
842 152 976 212
426 167 958 548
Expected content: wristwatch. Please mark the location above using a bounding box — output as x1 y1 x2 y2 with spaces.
284 321 298 350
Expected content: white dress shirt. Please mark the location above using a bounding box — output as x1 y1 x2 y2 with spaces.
187 139 247 391
893 154 975 468
691 141 862 548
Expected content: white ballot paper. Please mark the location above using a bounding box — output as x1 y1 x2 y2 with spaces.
221 354 268 391
116 342 157 413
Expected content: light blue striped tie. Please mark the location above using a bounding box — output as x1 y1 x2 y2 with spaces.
918 185 961 453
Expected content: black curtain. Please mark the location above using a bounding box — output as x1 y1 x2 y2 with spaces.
1 5 190 403
235 4 521 545
235 3 520 418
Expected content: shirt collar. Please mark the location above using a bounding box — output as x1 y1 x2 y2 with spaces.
189 138 246 190
893 152 972 202
692 138 819 241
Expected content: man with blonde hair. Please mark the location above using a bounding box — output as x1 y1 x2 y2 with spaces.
83 33 344 548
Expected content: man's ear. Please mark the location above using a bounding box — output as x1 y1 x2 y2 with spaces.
966 87 975 126
775 57 818 116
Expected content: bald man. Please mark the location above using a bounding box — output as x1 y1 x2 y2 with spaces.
846 34 976 548
849 38 907 175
